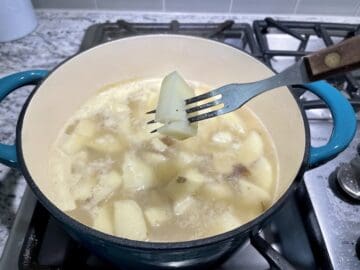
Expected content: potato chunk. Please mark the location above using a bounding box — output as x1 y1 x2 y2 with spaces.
237 131 263 166
93 205 113 235
212 131 233 144
250 157 273 191
143 152 167 164
74 119 97 137
155 71 198 140
86 133 123 153
53 183 76 211
165 168 206 200
158 121 197 140
234 179 272 222
199 182 234 201
236 179 271 205
114 200 147 240
223 113 247 136
209 210 242 235
62 119 98 155
173 196 197 216
62 134 87 154
49 151 76 211
213 152 238 175
150 138 167 152
122 153 156 191
144 206 172 227
71 177 97 201
155 71 194 123
87 170 122 207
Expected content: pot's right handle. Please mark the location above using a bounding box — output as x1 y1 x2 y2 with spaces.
304 81 357 167
0 70 48 168
250 232 296 270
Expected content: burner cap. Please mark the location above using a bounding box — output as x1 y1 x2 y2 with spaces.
337 157 360 201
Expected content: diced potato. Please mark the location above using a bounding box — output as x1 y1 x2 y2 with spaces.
122 153 156 191
223 113 247 136
150 138 167 152
142 152 178 184
199 182 234 201
71 177 97 201
62 134 87 154
53 183 76 211
93 205 113 235
114 200 148 241
87 170 122 207
145 190 170 206
144 206 173 227
173 196 197 216
74 119 97 138
213 153 237 175
237 179 271 203
142 152 167 164
235 179 272 218
71 150 89 173
176 151 202 167
49 151 76 211
237 131 263 166
155 71 194 123
177 151 196 166
86 133 123 153
250 157 273 191
209 210 242 235
212 131 233 144
155 72 198 140
158 121 197 141
165 168 206 200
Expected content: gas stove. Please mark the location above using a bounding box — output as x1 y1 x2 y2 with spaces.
1 18 360 270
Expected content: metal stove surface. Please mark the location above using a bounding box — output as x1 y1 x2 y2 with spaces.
304 121 360 269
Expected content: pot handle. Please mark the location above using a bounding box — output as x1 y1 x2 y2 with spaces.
304 81 357 167
0 70 48 168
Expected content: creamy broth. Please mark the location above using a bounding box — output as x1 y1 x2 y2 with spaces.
48 78 278 242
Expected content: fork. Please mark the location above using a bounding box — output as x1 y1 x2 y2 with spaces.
148 35 360 125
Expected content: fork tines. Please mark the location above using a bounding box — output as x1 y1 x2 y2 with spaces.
146 90 223 130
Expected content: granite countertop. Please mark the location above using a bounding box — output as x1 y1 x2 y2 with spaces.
0 9 359 256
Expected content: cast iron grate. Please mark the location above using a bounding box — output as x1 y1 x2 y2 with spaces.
253 18 360 99
80 20 262 58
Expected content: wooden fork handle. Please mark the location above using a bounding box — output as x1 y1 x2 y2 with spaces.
303 35 360 81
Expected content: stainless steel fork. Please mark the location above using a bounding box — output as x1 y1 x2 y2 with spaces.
148 35 360 124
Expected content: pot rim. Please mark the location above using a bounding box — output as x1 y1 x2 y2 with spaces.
16 34 311 250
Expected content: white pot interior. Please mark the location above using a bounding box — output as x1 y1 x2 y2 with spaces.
21 35 306 215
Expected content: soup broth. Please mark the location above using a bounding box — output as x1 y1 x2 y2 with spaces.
48 78 278 242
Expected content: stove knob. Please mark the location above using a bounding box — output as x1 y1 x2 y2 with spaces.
336 157 360 201
351 156 360 173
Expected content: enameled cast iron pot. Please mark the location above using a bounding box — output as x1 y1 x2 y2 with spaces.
0 35 357 269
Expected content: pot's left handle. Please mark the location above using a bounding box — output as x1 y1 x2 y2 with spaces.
0 70 48 168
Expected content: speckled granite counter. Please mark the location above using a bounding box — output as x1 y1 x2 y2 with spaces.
0 9 359 256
